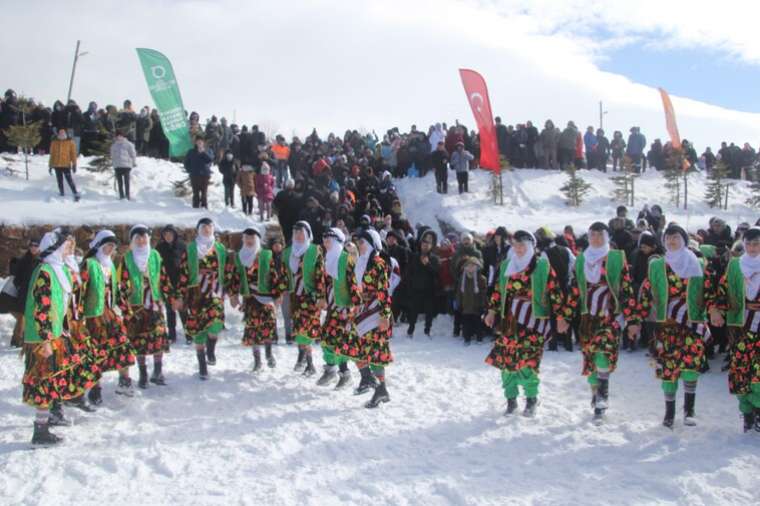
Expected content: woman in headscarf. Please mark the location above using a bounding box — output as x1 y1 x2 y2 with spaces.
345 228 394 408
707 226 760 432
80 230 136 405
484 230 571 417
567 222 638 424
634 224 716 429
229 227 287 372
176 218 230 379
317 227 362 389
118 224 177 389
22 228 99 445
283 221 327 376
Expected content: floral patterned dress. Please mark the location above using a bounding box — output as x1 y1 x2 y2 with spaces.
289 248 327 344
635 263 716 383
567 256 637 378
178 246 229 344
344 254 393 366
323 254 362 358
22 268 99 408
117 256 174 356
229 251 288 346
81 259 136 372
485 256 570 373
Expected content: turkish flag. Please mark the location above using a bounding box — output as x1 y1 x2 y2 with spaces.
459 69 500 172
658 87 682 151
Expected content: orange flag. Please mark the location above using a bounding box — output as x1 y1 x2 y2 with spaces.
658 87 681 151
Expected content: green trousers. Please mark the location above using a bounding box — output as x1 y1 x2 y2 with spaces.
661 370 699 394
192 321 224 345
322 346 348 366
501 368 539 399
738 383 760 414
587 353 610 386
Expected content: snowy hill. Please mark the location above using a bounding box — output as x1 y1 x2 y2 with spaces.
0 153 264 230
396 168 758 237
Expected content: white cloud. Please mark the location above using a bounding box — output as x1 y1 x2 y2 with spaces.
1 0 759 149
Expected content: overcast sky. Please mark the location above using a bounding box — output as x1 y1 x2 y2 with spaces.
4 0 760 149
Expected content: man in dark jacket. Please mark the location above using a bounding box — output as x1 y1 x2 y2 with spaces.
406 229 440 338
273 180 302 244
431 141 449 193
481 226 510 289
184 137 214 208
386 230 411 321
495 116 509 158
155 225 187 343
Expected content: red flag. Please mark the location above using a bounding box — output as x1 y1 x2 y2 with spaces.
658 87 682 151
459 69 500 172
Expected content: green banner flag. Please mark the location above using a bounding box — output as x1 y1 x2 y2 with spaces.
136 48 193 158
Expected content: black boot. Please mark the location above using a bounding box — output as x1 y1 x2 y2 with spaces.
593 407 606 425
684 392 697 426
354 367 378 395
197 350 208 380
87 385 103 406
548 337 558 351
138 364 149 389
302 353 316 377
596 378 609 410
663 400 676 429
48 401 72 427
755 408 760 433
743 411 755 433
66 394 96 412
150 361 166 385
523 397 538 418
206 339 217 366
32 422 62 446
265 343 276 368
365 382 390 408
293 348 306 372
504 398 518 416
335 370 352 390
316 365 337 386
115 375 134 397
252 348 262 373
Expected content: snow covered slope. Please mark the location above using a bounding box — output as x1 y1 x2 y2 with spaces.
396 168 758 237
0 311 758 505
0 153 262 230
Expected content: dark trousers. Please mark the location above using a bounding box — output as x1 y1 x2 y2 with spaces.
115 167 131 199
165 302 187 341
242 195 254 215
435 167 448 193
461 313 481 342
223 182 235 207
456 171 468 193
407 309 434 335
190 175 210 208
54 167 78 196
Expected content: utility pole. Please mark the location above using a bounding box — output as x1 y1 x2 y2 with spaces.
599 101 608 130
66 40 89 103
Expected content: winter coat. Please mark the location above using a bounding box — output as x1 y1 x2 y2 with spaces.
155 225 186 287
117 109 138 141
110 137 137 168
218 157 240 185
236 166 256 196
540 126 559 152
558 126 577 150
450 149 475 173
455 270 487 315
48 138 78 168
184 147 214 177
255 173 275 202
626 132 646 157
451 243 483 278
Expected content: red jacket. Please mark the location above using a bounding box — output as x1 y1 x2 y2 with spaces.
255 173 274 202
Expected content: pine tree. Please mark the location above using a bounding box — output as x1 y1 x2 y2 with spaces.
560 163 592 206
3 121 41 180
610 155 637 206
84 126 114 173
704 159 730 209
745 163 760 208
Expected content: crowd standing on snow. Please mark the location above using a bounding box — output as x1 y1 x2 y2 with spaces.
1 87 760 446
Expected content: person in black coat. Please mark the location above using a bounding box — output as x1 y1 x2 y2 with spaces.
431 141 449 193
405 229 440 337
184 138 214 208
217 149 239 207
273 181 302 245
155 225 187 343
4 238 40 346
386 230 411 321
482 226 510 289
628 232 662 351
535 228 576 351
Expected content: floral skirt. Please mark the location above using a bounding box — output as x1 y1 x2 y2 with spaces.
291 293 323 345
86 309 136 372
185 287 225 342
485 319 545 372
653 322 705 382
125 307 168 356
579 315 620 377
242 297 277 346
322 305 356 357
727 327 758 395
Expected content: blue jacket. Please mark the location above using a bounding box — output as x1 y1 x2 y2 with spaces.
626 132 646 156
184 148 214 177
583 131 597 153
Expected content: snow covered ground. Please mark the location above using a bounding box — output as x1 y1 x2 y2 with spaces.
0 153 263 230
396 168 758 237
0 310 758 505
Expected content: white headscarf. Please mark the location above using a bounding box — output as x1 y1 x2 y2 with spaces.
238 234 260 269
39 230 72 294
130 225 151 274
90 230 116 270
196 223 216 258
355 239 374 286
289 222 313 273
324 228 346 280
664 235 703 279
583 230 610 284
505 240 535 277
740 230 760 300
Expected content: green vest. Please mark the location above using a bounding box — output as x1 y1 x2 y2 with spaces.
83 258 118 318
24 264 71 343
575 249 625 315
235 249 273 296
699 244 717 259
725 257 747 327
123 249 162 306
497 256 550 318
332 251 350 308
283 244 319 294
648 256 705 323
187 241 227 288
